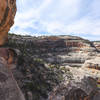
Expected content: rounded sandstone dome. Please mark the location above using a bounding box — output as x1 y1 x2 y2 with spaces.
0 0 16 45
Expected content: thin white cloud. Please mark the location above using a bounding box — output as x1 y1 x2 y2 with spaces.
10 0 100 40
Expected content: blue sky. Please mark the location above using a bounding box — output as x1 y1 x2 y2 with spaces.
10 0 100 40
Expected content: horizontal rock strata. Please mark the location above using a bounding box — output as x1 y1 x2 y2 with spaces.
8 35 99 67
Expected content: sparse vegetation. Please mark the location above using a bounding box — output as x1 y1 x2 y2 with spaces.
4 34 74 100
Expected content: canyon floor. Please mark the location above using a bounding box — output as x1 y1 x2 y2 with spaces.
4 34 100 100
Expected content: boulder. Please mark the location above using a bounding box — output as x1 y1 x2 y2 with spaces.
93 41 100 52
0 0 16 45
82 57 100 70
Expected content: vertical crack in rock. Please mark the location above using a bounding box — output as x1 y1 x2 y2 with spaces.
0 0 16 45
0 0 9 26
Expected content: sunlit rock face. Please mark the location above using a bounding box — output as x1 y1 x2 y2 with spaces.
0 0 16 45
12 35 97 67
8 35 99 67
0 1 25 100
93 41 100 52
82 57 100 70
6 34 100 100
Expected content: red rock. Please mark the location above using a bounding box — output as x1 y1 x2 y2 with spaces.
0 0 16 45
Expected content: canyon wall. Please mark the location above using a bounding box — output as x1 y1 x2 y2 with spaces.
0 1 25 100
7 34 100 100
0 0 16 45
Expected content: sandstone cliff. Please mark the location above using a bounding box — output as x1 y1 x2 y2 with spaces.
5 34 100 100
0 1 25 100
8 35 99 67
0 0 16 45
0 0 100 99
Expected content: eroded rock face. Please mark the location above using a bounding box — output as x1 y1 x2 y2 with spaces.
65 88 88 100
0 57 25 100
82 57 100 70
0 0 16 45
65 88 100 100
48 66 100 100
0 48 25 100
5 34 100 100
0 0 22 99
93 42 100 52
8 35 99 67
